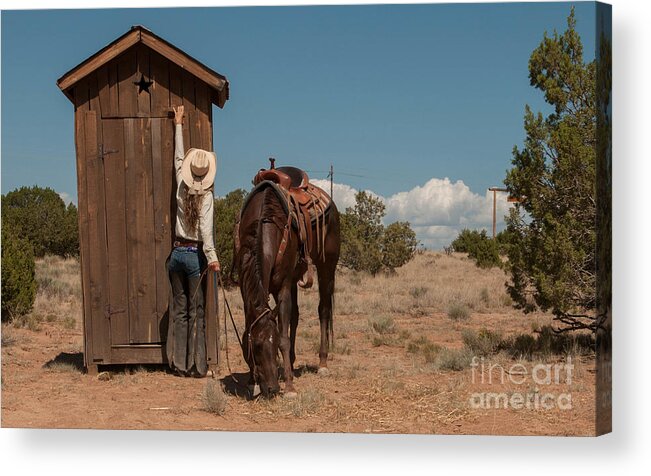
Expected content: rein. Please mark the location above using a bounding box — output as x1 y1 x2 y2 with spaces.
216 270 242 384
245 307 274 386
215 261 274 390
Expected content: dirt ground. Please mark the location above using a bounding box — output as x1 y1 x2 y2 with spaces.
1 253 597 435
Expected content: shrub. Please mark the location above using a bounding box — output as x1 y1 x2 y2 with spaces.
469 236 501 269
480 287 490 305
62 315 77 330
1 229 37 321
462 328 503 356
447 303 471 321
406 336 442 362
202 380 227 415
450 228 501 269
451 228 482 253
434 347 474 371
421 342 443 363
340 191 419 273
213 189 247 285
410 286 428 299
368 315 395 335
1 186 79 257
381 221 418 270
499 326 594 360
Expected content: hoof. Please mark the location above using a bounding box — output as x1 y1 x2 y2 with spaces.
283 391 298 399
317 367 330 377
248 384 261 398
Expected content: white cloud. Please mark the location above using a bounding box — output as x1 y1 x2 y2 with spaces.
311 179 362 212
58 191 76 206
312 177 514 250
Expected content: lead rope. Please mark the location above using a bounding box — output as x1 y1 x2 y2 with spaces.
216 270 243 384
216 267 272 393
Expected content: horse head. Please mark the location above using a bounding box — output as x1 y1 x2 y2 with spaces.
243 307 280 397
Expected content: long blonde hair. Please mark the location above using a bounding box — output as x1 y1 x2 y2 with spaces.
184 190 202 232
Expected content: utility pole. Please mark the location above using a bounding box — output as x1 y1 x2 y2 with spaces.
488 187 508 239
488 187 520 238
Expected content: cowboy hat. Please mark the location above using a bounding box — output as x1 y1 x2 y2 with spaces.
180 148 217 195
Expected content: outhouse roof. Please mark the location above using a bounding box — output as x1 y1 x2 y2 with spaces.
57 25 229 108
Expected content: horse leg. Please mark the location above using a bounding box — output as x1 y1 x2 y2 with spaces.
277 281 297 396
289 282 299 369
316 266 335 374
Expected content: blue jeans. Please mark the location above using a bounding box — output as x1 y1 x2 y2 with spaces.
167 247 206 278
166 247 208 376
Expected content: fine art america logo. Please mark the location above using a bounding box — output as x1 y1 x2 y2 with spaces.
469 357 574 411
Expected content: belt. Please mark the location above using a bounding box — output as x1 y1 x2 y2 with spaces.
174 240 200 249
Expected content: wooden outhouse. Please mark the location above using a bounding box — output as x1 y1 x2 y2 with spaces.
57 26 229 373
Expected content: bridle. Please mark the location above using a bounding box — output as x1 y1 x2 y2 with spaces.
245 306 276 386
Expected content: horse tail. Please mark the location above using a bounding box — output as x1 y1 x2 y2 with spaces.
329 290 335 350
229 220 241 285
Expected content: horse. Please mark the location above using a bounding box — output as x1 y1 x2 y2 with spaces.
233 173 340 398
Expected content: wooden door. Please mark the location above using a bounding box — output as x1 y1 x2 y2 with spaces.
98 117 175 345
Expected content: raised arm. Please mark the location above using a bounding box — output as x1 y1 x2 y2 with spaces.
173 105 185 181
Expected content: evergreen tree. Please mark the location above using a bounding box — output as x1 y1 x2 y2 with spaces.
213 188 247 285
381 221 418 271
2 186 79 257
1 228 37 320
504 9 598 331
340 191 418 273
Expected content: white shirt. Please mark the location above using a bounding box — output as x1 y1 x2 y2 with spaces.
174 124 218 264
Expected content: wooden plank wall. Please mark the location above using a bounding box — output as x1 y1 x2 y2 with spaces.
101 118 130 345
124 117 159 343
73 42 218 364
74 79 111 364
73 86 94 367
96 47 214 126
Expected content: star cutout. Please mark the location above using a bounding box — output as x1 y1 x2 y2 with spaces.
134 74 154 94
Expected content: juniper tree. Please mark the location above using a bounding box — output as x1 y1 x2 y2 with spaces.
504 9 602 332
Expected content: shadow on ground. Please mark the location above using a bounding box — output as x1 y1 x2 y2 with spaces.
43 352 84 372
220 372 252 399
293 364 319 377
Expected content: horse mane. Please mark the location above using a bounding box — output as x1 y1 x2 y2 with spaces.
239 186 287 317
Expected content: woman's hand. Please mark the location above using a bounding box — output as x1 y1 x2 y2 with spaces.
173 105 184 125
208 261 221 273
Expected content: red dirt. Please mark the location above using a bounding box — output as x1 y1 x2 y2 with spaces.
1 309 596 435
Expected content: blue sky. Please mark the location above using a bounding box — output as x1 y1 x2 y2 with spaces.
1 2 597 247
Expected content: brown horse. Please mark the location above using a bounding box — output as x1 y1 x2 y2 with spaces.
234 180 340 397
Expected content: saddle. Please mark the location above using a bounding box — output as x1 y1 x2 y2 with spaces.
251 159 332 288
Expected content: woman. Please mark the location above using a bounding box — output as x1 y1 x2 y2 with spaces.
166 105 220 377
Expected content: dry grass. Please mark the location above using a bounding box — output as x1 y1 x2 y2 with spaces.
1 326 18 347
43 361 79 373
406 336 442 363
3 249 598 435
432 347 474 371
13 255 82 331
333 252 513 317
283 388 326 417
447 303 471 321
203 379 228 415
216 252 509 324
254 387 327 418
462 328 503 356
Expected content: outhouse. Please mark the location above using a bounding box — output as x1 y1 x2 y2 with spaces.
57 26 229 374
